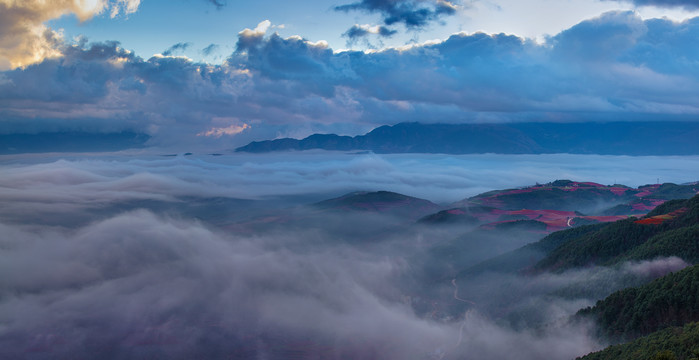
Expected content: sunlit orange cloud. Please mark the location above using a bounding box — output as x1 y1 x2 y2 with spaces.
0 0 140 70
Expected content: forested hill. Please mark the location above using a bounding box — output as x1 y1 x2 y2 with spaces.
461 193 699 276
236 122 699 155
578 322 699 360
571 196 699 359
578 265 699 342
533 194 699 272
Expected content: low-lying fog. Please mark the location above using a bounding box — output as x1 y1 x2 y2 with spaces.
1 152 696 359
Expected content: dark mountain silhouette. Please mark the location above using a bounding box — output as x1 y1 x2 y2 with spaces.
236 122 699 155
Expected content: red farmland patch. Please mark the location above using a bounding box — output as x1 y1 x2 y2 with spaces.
635 207 687 225
636 217 666 225
634 184 661 198
634 190 653 198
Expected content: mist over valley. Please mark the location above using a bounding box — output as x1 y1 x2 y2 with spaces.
1 152 698 359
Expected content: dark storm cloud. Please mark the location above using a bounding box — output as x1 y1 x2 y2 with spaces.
2 12 699 148
162 42 192 56
335 0 459 29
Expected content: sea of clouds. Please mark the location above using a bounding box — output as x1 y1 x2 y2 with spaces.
0 152 696 359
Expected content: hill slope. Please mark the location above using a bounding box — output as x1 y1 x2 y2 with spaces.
578 322 699 360
533 194 699 272
311 190 442 220
578 264 699 342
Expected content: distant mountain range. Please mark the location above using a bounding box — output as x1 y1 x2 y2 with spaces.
236 122 699 155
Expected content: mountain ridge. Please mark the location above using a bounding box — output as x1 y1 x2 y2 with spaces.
236 122 699 155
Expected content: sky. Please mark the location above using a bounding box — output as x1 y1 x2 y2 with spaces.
1 0 699 149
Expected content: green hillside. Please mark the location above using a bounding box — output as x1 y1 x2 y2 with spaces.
622 225 699 264
578 322 699 360
534 218 662 271
578 265 699 342
534 195 699 272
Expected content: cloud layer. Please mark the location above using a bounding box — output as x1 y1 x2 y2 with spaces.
1 152 697 218
1 12 699 149
0 208 606 359
0 153 617 359
2 152 694 359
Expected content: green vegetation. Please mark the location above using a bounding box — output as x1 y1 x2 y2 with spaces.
647 199 691 217
647 183 699 201
622 225 699 263
534 195 699 272
578 265 699 342
578 322 699 360
534 218 660 271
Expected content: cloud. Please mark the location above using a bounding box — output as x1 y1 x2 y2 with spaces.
201 43 220 56
1 153 697 217
452 256 690 332
620 0 699 9
1 153 697 358
236 20 273 52
205 0 227 9
335 0 459 29
0 205 605 359
2 12 699 149
0 40 257 147
0 0 141 70
0 153 630 359
162 42 191 56
343 24 399 40
197 122 250 137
